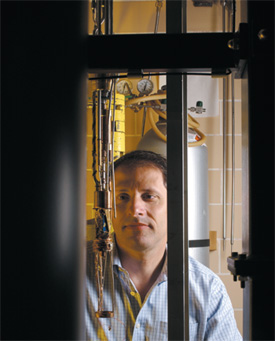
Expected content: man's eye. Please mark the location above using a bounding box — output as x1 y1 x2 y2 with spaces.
117 194 129 201
142 193 156 201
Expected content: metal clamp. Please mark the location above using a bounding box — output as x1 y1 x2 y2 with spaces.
227 252 274 288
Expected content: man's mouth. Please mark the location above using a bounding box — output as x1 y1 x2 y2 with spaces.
124 223 150 230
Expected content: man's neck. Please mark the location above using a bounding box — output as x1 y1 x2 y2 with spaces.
117 245 166 302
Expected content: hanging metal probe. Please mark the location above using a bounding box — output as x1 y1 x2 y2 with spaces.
141 0 163 137
92 91 100 187
230 72 235 253
97 90 103 189
90 0 116 320
112 80 117 218
92 85 115 318
106 80 114 188
222 0 227 251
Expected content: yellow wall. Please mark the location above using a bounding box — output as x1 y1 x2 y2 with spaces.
87 0 243 334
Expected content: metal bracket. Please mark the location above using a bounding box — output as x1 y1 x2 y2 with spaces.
234 23 249 79
227 252 274 288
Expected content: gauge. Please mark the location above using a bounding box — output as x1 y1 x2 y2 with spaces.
137 79 154 95
116 79 133 95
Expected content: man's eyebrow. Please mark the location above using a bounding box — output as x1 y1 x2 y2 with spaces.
116 188 129 192
141 188 158 192
115 180 131 188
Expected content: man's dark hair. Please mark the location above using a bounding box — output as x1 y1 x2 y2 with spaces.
114 150 167 187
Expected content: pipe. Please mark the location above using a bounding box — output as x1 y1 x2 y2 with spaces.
128 95 206 146
148 105 207 147
112 81 117 218
231 72 235 252
222 1 227 251
141 0 163 137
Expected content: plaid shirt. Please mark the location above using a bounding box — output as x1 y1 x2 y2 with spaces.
86 239 242 341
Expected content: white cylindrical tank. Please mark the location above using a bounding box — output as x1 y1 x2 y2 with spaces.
187 144 209 267
137 121 209 267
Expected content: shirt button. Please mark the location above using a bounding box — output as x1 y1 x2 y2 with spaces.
136 323 140 329
130 291 136 296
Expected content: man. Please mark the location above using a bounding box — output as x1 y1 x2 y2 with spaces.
86 150 242 340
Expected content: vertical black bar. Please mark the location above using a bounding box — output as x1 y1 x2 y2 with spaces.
166 1 189 340
1 1 88 340
167 0 186 34
105 0 113 35
241 1 274 340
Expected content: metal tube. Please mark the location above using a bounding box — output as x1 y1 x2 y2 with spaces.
96 0 102 35
97 90 102 189
141 107 147 137
154 0 163 34
232 0 236 33
141 0 163 137
183 73 189 341
222 2 227 251
92 91 100 187
231 72 235 251
223 77 227 251
112 81 117 218
106 81 114 188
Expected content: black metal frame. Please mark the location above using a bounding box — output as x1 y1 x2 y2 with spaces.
227 1 274 340
88 32 238 74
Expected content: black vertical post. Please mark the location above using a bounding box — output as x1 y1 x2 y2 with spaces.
105 0 113 35
241 1 274 340
1 1 88 340
166 1 189 340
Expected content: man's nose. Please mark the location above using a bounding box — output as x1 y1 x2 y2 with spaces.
129 196 145 216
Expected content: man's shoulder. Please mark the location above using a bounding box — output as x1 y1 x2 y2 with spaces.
189 256 220 283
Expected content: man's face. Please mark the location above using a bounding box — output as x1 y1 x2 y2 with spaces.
112 165 167 255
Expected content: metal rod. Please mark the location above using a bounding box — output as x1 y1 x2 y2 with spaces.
154 0 163 34
141 107 147 137
232 0 236 33
222 2 227 251
92 91 100 187
230 72 235 252
96 0 102 35
141 0 163 137
183 73 189 341
97 90 102 189
223 77 227 251
154 8 160 34
106 81 114 188
222 0 226 32
112 81 117 218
